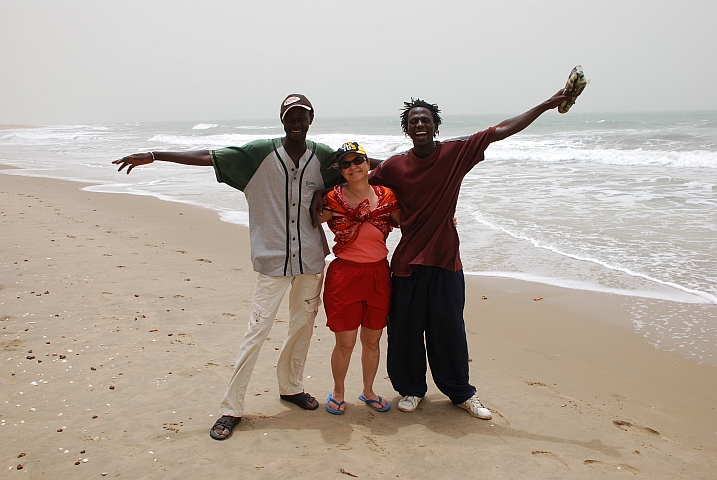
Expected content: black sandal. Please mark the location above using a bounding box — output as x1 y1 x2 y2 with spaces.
209 415 241 441
280 392 319 410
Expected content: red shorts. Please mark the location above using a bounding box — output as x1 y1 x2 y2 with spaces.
323 257 391 332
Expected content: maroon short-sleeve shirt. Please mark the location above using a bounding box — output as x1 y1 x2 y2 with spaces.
370 127 495 277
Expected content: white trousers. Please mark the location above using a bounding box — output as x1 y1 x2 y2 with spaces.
219 272 323 417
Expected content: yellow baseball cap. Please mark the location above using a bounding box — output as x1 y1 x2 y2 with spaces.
336 141 367 161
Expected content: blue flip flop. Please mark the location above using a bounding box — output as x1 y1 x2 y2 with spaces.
359 394 390 412
326 394 345 415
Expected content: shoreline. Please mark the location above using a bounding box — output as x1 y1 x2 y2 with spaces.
3 163 715 365
465 271 711 305
3 163 710 307
1 171 716 478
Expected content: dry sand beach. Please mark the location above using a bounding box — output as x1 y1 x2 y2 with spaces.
1 168 716 478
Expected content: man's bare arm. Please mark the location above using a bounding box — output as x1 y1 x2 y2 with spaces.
368 157 383 170
310 187 333 228
112 150 213 174
488 90 572 143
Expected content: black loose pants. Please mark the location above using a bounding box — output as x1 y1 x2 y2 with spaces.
387 266 476 404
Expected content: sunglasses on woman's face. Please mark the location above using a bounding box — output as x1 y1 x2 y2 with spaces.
339 156 368 170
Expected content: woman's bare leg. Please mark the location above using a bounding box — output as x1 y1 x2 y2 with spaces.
359 326 387 408
330 329 358 412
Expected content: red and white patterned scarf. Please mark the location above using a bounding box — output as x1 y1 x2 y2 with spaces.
323 185 399 254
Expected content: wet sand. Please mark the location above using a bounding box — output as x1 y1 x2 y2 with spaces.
1 169 716 478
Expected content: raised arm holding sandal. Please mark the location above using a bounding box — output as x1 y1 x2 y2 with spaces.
488 90 572 143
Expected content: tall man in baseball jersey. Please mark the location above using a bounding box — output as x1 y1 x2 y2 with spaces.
113 94 341 440
369 90 571 419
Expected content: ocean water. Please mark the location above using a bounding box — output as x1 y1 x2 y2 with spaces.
1 112 716 363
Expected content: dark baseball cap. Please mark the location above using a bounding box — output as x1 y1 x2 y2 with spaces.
335 141 367 162
280 94 313 120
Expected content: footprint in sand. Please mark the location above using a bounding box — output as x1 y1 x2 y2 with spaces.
363 435 386 454
613 420 660 437
584 459 639 475
532 450 569 470
525 381 561 396
174 333 195 346
524 349 558 361
526 381 581 407
485 406 509 426
205 361 233 369
1 339 23 352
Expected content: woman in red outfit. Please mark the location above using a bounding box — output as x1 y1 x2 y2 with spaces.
318 142 400 415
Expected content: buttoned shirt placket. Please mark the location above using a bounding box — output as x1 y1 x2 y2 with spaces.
283 147 315 276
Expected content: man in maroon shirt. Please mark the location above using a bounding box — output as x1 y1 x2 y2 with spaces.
369 89 571 419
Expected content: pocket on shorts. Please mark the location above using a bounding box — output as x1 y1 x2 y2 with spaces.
303 293 322 313
251 301 273 325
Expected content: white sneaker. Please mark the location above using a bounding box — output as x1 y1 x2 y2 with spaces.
397 395 423 412
457 395 492 420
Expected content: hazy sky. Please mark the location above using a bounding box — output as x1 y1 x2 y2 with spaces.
1 0 715 124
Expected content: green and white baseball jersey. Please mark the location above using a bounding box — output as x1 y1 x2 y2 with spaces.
211 138 340 276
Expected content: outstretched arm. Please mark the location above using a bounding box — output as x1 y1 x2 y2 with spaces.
112 150 213 174
488 90 571 143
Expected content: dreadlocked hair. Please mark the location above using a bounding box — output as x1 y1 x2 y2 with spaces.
400 98 442 137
